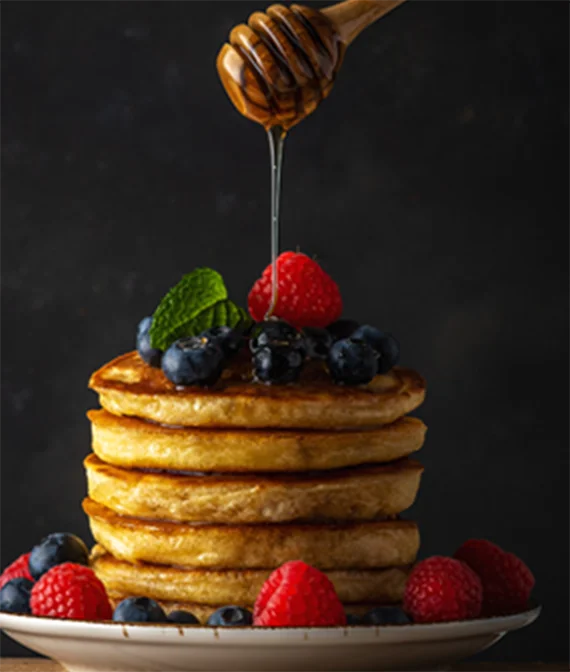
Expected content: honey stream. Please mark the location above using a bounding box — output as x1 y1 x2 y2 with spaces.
265 126 287 318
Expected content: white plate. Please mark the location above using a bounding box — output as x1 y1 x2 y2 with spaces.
0 606 540 672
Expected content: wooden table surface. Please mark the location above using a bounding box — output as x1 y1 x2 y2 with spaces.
0 664 561 670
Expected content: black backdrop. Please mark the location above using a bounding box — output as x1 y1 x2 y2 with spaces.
1 0 568 662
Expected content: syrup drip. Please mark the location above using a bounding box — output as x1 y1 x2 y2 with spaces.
264 125 287 319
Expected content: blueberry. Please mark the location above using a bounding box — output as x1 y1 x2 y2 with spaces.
167 610 200 624
364 606 410 625
112 597 168 623
136 317 163 368
352 326 400 374
0 578 33 614
302 327 333 360
207 606 253 627
345 613 362 626
327 338 378 385
250 320 305 355
253 344 304 384
162 336 225 386
29 533 89 580
327 319 359 342
201 326 243 358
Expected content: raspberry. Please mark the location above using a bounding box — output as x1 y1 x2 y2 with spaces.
403 556 483 623
454 539 535 616
0 553 33 590
254 560 346 627
248 252 343 329
31 562 112 620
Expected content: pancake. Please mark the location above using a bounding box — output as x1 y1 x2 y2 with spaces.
88 409 426 472
106 597 382 624
84 498 419 570
89 351 426 429
85 454 423 524
91 546 410 605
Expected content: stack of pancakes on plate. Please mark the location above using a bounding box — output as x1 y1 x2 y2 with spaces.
84 350 427 622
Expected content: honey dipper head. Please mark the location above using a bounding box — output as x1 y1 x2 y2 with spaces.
216 3 344 130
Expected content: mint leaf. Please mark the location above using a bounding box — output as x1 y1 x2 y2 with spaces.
149 268 251 350
149 268 227 350
181 299 251 336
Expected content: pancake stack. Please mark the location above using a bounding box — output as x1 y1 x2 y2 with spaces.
84 350 427 622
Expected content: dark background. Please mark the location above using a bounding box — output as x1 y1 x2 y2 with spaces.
1 0 568 662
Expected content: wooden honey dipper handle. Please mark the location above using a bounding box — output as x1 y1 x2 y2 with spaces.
323 0 406 46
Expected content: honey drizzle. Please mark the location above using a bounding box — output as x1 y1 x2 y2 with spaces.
265 125 286 319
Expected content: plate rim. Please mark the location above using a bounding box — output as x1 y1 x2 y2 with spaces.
0 604 541 646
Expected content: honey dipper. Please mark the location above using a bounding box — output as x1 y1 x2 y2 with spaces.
217 0 405 130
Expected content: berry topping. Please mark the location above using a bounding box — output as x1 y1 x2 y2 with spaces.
302 327 333 360
148 268 250 352
352 326 400 374
248 252 343 329
29 533 89 581
327 319 359 341
112 597 168 623
162 336 225 387
207 606 253 627
403 556 483 623
136 317 163 368
167 609 200 624
454 539 535 616
31 563 112 620
249 320 305 354
201 326 243 358
327 338 378 385
0 578 34 614
253 344 304 384
254 560 346 627
0 553 33 589
363 606 410 625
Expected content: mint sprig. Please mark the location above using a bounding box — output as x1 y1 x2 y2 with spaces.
149 268 251 351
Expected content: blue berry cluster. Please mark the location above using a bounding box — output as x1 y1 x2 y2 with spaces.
250 319 400 385
112 599 252 626
0 579 34 614
137 319 244 387
137 316 399 387
28 533 90 580
112 597 206 624
327 322 400 385
250 320 306 384
346 606 411 626
110 598 408 626
0 533 90 615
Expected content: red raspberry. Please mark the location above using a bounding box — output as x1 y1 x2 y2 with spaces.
30 563 112 620
0 553 33 589
403 556 483 623
454 539 535 616
248 252 343 329
254 560 346 627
